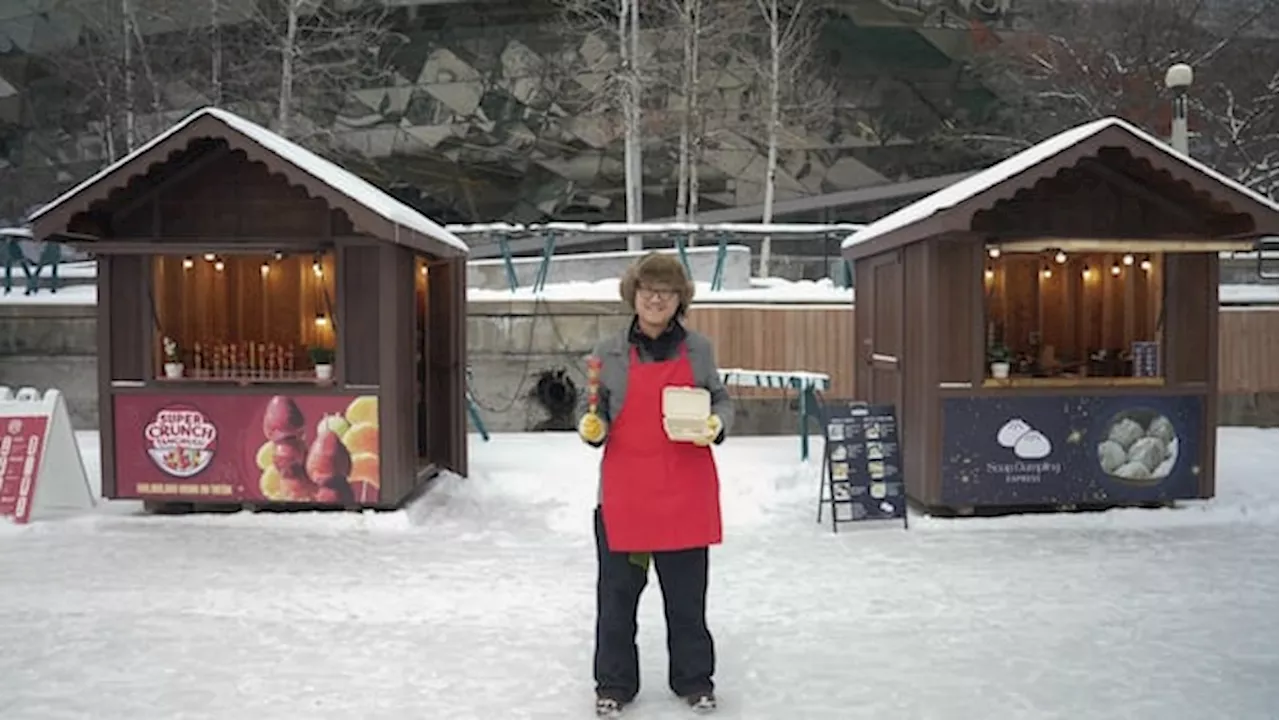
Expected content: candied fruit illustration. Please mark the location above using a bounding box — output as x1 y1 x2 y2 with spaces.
345 396 379 427
316 413 351 439
306 424 352 486
271 436 308 478
263 395 305 442
349 479 379 503
342 422 379 457
349 452 380 488
259 466 284 500
255 440 275 471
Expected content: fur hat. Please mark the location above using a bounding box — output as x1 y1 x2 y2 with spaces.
620 252 696 317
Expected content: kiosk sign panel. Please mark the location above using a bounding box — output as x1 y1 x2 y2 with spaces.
941 394 1203 506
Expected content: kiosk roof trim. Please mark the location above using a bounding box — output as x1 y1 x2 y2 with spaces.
28 106 469 257
840 117 1280 258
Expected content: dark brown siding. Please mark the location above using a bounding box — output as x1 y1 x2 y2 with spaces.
428 258 468 477
339 245 381 385
377 244 417 505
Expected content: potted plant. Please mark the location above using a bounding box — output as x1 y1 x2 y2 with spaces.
162 336 184 379
987 343 1012 379
308 346 335 380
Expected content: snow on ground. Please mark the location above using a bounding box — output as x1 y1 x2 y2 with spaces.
0 429 1277 720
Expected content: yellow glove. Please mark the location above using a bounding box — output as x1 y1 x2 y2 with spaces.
578 412 608 445
692 414 724 447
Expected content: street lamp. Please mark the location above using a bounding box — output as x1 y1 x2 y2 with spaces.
1164 63 1194 155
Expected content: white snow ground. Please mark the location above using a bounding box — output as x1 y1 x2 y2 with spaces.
0 429 1277 720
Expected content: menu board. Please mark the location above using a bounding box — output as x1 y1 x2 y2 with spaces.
0 415 49 524
818 400 908 530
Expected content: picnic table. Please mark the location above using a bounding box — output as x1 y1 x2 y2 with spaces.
718 368 830 460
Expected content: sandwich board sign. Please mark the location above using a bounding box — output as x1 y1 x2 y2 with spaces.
816 399 908 532
0 386 95 525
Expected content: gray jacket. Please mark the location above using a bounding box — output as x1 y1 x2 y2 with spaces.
587 323 734 502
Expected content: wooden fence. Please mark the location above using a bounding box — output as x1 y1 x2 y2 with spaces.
685 305 1278 397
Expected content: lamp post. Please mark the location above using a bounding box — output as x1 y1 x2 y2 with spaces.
1164 63 1194 155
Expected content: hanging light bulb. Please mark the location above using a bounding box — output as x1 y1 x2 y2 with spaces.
987 247 1001 259
260 262 270 277
1140 258 1153 271
420 265 428 277
1122 254 1135 266
182 257 194 270
984 267 994 280
203 253 216 262
213 259 225 272
1054 250 1067 264
312 261 323 277
314 314 328 327
273 251 284 261
1082 266 1093 280
1041 265 1052 279
1110 262 1122 276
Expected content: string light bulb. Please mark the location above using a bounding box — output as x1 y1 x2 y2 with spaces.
1082 266 1093 280
987 247 1001 259
1140 258 1153 271
314 314 328 327
312 261 323 277
273 251 284 261
421 265 428 276
1122 254 1135 266
1110 262 1122 276
260 262 270 277
213 259 225 272
1041 266 1052 279
182 257 194 270
984 267 994 281
203 253 216 262
1054 250 1067 264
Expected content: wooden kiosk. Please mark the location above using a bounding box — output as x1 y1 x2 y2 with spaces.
29 107 470 510
841 117 1278 513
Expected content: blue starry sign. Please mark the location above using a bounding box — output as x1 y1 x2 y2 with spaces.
941 394 1205 506
816 400 908 531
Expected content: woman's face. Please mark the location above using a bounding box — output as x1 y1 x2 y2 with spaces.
635 283 680 328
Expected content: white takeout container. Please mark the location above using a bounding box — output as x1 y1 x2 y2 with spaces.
662 386 711 442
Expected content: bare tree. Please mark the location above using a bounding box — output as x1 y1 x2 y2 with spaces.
962 0 1278 196
250 0 402 143
744 0 828 276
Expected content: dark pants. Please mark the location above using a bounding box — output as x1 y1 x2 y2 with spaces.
593 508 715 702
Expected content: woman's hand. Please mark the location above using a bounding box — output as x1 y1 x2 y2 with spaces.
691 414 724 447
578 412 608 445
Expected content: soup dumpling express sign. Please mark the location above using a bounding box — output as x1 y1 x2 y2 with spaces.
940 394 1202 506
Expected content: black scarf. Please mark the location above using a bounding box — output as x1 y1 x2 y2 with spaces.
628 317 687 363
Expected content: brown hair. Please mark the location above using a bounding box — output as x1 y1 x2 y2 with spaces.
620 252 696 317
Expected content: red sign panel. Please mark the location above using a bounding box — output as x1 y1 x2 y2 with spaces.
113 393 380 504
0 415 49 524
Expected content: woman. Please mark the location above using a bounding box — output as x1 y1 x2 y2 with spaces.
577 252 733 717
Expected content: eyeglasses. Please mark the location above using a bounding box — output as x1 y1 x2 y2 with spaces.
637 286 678 302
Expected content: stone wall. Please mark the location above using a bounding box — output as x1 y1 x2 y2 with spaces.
0 304 98 426
0 302 1274 432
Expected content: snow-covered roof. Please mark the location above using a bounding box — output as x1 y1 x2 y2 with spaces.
29 107 468 255
841 116 1280 253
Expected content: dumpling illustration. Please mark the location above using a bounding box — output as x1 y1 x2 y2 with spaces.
1113 461 1152 481
1127 436 1166 472
1147 416 1176 445
1107 418 1144 450
997 418 1033 448
1097 440 1126 473
1013 430 1052 459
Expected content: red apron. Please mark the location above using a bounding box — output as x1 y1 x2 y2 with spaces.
600 344 723 552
